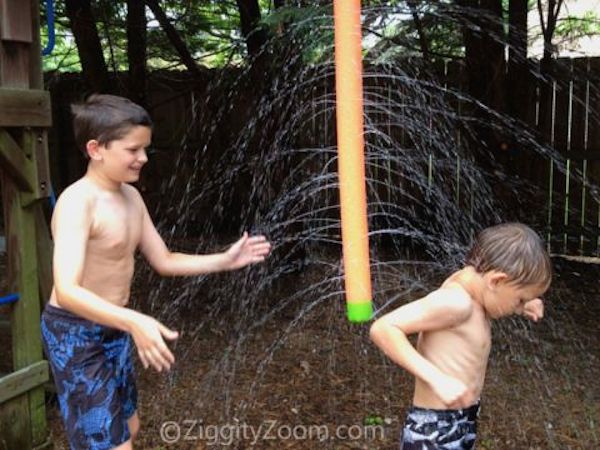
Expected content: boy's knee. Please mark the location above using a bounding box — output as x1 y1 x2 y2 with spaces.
128 413 140 441
113 439 133 450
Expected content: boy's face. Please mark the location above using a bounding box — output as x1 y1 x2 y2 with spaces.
90 125 151 183
483 274 547 319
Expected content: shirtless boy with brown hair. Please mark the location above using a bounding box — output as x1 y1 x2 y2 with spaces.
370 223 551 449
41 94 271 450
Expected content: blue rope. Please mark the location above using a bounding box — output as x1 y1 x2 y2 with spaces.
42 0 55 56
0 293 19 306
49 187 57 210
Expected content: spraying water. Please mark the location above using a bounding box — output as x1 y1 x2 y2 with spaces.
132 5 599 448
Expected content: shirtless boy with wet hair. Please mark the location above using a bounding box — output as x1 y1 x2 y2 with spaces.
42 94 271 450
370 222 552 449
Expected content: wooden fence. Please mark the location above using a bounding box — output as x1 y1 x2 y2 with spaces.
357 57 600 256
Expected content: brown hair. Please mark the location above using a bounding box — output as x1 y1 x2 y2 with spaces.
466 222 552 287
71 94 152 158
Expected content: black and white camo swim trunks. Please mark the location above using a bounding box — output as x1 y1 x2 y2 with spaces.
400 402 480 450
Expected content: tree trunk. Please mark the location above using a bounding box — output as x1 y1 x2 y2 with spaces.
236 0 269 56
145 0 200 75
407 0 430 63
456 0 507 170
538 0 563 69
507 0 528 120
127 0 147 106
537 0 564 172
505 0 532 175
64 0 110 94
459 0 505 110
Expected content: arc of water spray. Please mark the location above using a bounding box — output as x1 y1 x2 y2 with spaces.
333 0 372 322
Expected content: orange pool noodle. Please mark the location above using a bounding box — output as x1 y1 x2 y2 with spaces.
333 0 372 322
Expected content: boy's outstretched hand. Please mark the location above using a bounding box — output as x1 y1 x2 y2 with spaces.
225 232 271 270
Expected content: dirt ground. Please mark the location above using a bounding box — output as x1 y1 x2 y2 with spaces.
1 252 597 449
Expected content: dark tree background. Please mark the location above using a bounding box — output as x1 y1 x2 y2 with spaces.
40 0 600 191
42 0 598 104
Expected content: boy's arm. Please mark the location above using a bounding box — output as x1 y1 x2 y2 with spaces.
138 199 271 276
52 190 177 372
370 288 473 407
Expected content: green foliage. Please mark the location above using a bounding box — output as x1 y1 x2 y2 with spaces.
555 11 600 40
41 0 248 71
261 5 335 64
41 1 464 71
41 31 82 73
153 1 244 67
40 1 81 72
37 0 600 74
364 2 464 63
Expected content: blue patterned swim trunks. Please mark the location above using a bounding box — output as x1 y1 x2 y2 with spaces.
41 304 137 450
400 402 479 449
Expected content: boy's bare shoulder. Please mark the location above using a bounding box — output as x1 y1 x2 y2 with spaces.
54 179 96 212
50 179 98 236
427 283 474 319
121 183 144 204
120 184 147 218
58 181 143 205
122 182 142 196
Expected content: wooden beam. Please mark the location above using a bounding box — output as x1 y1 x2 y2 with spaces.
29 0 44 90
0 88 51 127
0 129 35 192
551 254 600 264
0 361 48 404
0 395 30 449
34 206 53 302
20 128 51 205
2 175 46 449
0 42 31 88
27 128 50 198
0 0 33 43
7 184 44 371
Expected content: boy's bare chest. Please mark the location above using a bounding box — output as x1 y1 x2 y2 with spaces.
89 196 142 256
421 315 491 363
452 312 491 354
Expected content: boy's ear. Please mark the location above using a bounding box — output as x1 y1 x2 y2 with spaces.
86 139 102 161
487 271 509 289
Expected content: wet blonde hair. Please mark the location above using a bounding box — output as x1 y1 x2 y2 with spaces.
466 223 552 287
